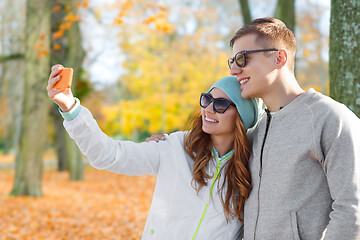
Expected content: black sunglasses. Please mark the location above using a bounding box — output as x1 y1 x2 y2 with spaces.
200 93 235 114
228 48 278 69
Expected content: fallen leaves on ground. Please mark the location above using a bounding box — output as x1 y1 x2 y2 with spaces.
0 166 156 240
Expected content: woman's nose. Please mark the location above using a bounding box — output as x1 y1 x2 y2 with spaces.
205 102 215 113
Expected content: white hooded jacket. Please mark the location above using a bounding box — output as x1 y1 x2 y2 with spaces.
63 105 243 240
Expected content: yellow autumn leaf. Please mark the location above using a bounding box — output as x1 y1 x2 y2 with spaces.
33 41 44 49
52 30 64 40
113 18 124 25
59 22 72 31
64 12 80 22
52 5 61 13
53 43 62 50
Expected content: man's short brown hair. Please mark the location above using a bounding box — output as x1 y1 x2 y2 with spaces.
230 17 296 71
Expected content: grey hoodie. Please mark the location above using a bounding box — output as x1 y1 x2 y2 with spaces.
244 89 360 240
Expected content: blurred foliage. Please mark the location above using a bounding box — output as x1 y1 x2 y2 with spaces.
0 0 332 146
87 1 230 140
105 33 229 139
80 0 330 141
74 67 94 99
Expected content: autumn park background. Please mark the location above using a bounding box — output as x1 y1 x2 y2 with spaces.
0 0 359 239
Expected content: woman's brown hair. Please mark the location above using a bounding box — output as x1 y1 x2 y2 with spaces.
184 108 252 222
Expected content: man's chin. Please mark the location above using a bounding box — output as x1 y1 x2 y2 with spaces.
241 90 252 99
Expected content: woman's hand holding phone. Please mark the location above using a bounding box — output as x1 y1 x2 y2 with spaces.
46 64 76 112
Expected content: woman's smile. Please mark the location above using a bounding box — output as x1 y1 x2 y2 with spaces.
204 116 219 123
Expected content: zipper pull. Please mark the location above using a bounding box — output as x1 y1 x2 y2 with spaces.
259 168 262 177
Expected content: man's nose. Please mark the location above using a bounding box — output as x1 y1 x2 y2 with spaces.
229 63 242 76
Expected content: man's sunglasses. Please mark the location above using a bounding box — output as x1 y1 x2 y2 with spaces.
228 48 278 69
200 93 235 114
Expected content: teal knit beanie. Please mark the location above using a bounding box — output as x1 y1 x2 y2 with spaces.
208 76 259 130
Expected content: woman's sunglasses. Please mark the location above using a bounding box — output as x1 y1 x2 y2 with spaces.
228 48 278 69
200 93 235 114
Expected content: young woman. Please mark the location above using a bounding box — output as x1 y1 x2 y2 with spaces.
47 65 259 240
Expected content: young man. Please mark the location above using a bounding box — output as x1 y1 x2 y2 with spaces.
228 17 360 240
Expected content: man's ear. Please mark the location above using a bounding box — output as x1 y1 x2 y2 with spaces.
275 49 287 69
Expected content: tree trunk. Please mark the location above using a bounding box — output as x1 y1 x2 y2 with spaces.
50 103 68 171
63 0 85 181
237 0 295 31
11 0 51 197
0 1 26 155
274 0 296 75
238 0 252 25
6 60 25 155
274 0 296 32
50 0 68 172
50 0 85 180
66 133 84 180
329 0 360 117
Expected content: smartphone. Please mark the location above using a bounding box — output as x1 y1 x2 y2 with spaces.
53 67 73 90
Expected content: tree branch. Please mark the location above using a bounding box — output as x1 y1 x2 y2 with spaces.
0 53 24 63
